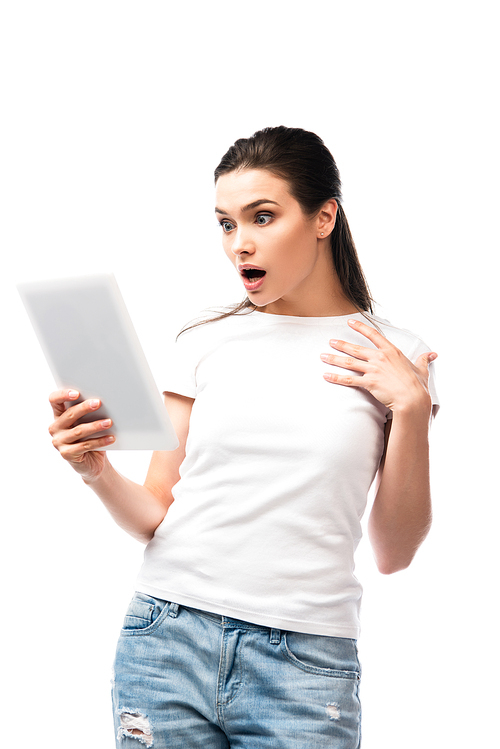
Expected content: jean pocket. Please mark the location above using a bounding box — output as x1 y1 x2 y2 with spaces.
281 632 361 679
121 592 169 634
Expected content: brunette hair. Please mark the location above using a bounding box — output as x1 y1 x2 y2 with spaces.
180 126 374 334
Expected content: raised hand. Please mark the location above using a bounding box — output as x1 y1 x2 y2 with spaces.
321 318 437 416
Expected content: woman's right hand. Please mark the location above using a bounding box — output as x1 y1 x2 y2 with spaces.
48 389 115 482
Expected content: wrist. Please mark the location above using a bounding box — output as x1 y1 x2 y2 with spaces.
81 454 112 486
391 393 433 424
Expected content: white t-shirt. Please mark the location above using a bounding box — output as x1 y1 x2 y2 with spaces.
136 310 439 638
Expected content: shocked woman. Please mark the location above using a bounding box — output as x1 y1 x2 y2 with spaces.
49 126 439 748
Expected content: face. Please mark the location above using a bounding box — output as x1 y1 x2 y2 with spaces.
215 169 335 315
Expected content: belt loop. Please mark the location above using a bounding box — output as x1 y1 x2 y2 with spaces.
270 628 281 645
167 602 179 618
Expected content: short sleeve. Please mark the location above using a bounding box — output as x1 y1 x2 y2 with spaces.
386 338 440 420
162 332 198 399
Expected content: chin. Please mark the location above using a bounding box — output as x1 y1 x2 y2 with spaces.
249 296 279 310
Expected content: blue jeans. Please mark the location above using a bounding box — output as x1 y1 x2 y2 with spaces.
112 593 362 748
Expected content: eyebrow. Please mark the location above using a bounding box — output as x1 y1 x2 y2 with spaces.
215 199 280 215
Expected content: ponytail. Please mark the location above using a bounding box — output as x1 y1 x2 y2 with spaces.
331 204 374 314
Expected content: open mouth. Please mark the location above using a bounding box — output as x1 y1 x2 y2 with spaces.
239 267 267 291
241 268 266 281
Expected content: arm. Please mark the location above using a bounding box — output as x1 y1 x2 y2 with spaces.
368 406 435 574
321 318 437 574
49 389 194 544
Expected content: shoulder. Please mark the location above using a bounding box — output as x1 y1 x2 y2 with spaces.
363 313 433 361
174 308 259 353
177 308 254 338
164 310 255 398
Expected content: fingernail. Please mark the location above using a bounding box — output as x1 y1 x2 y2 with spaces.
101 419 111 427
68 390 79 398
90 399 100 408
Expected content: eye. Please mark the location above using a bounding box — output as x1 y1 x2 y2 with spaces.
255 213 273 226
218 220 235 233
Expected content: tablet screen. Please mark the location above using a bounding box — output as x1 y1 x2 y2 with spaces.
18 274 179 451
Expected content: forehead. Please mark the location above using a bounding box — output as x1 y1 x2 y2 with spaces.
215 169 293 211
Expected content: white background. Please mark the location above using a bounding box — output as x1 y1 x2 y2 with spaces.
2 1 498 747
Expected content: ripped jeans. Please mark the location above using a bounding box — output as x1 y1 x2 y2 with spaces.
112 593 362 748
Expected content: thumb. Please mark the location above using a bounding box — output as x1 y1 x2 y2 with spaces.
416 351 438 371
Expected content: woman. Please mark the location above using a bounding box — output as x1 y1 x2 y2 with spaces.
48 126 439 748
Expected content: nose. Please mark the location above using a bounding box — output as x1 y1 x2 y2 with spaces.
230 226 255 257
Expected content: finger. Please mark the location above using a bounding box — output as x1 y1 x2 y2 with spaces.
347 318 391 350
328 338 372 362
323 371 364 387
58 433 116 462
59 398 102 428
58 417 113 446
320 353 368 373
49 388 80 418
49 397 103 438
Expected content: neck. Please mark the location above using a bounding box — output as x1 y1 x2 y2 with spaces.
259 296 358 317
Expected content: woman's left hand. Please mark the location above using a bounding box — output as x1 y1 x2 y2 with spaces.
320 318 437 415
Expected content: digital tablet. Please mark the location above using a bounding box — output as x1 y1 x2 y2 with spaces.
18 274 179 451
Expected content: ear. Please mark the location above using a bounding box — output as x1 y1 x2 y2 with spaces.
316 199 338 239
